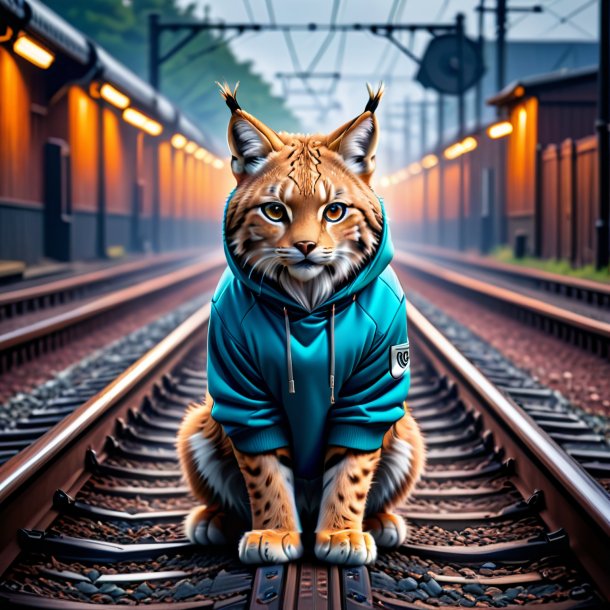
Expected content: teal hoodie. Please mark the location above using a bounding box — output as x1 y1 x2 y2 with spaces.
208 192 410 479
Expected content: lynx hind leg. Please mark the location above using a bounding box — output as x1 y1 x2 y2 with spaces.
364 408 425 548
177 394 249 545
184 505 232 545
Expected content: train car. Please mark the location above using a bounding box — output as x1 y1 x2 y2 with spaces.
0 0 232 266
488 66 598 261
379 128 507 255
380 66 602 267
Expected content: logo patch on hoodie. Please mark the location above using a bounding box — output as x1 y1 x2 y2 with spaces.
390 342 410 379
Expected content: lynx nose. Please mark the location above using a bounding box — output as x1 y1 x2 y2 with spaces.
294 241 316 256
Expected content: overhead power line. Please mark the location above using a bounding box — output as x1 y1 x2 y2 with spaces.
242 0 255 23
541 0 596 38
306 0 341 72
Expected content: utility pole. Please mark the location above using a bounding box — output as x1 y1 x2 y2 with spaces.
457 12 466 250
437 94 445 149
404 99 411 165
438 93 445 247
456 13 466 138
149 13 160 90
420 97 428 157
475 0 485 127
596 0 610 270
476 2 542 117
421 96 429 244
496 0 507 113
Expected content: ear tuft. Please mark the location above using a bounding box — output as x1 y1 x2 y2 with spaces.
217 81 241 113
364 82 384 113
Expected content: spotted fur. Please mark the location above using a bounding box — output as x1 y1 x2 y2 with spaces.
179 400 424 564
177 85 425 565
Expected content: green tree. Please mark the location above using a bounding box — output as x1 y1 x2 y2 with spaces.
44 0 300 145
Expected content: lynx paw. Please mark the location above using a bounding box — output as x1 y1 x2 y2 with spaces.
184 506 229 545
364 512 407 548
314 529 377 565
238 529 303 564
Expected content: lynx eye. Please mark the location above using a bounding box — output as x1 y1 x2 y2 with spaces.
323 202 347 223
261 202 288 223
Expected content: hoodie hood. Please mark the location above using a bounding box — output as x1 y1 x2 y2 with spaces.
222 189 395 312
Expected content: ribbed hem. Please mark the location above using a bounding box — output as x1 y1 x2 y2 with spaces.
327 423 389 451
230 425 290 454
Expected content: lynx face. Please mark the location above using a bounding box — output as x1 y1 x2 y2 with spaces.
221 84 385 310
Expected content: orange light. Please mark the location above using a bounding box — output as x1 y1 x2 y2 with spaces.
421 154 439 169
461 136 478 153
443 136 477 160
122 108 163 136
184 141 198 154
195 146 212 162
123 108 147 128
99 83 130 109
514 85 525 98
518 107 527 130
408 162 422 176
13 35 55 69
487 121 513 139
212 158 225 169
171 134 187 149
143 118 163 136
443 142 463 160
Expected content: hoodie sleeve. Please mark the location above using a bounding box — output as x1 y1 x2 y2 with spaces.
327 294 410 451
207 303 290 454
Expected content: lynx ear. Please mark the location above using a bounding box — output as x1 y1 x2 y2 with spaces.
327 83 383 184
218 82 284 183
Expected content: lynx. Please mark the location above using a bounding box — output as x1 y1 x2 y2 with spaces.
177 83 425 565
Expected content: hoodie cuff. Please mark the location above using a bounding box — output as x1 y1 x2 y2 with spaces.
328 423 389 451
229 425 290 454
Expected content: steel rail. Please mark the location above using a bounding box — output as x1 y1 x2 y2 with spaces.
407 301 610 598
400 243 610 298
0 250 205 308
0 270 608 601
0 300 211 572
0 252 225 353
396 251 610 344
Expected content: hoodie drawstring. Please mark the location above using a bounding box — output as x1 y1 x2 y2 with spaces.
283 304 337 404
284 307 295 394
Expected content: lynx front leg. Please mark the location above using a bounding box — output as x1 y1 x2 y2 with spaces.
234 447 303 564
314 447 381 565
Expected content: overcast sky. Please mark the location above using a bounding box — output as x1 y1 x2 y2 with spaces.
177 1 598 169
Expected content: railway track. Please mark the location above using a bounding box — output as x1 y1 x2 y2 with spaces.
0 295 212 466
406 292 610 490
401 245 610 311
0 252 225 374
0 295 608 608
0 251 205 323
394 251 610 358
